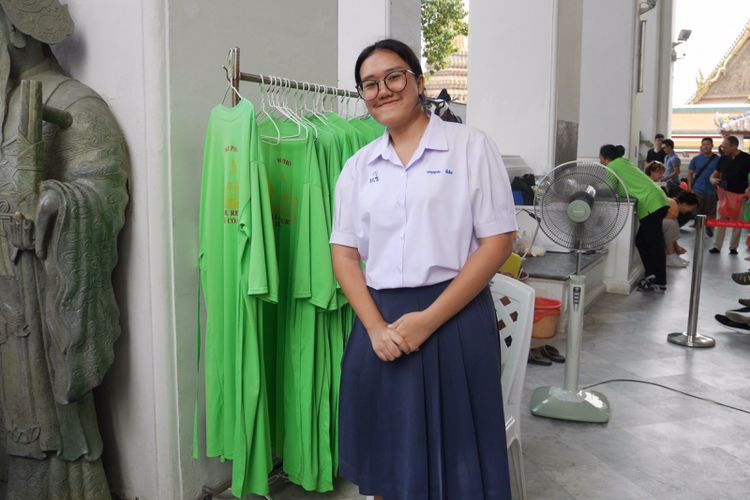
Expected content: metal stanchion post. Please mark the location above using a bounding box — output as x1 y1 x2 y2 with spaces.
667 215 715 347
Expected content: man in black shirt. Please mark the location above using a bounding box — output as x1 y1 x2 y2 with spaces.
709 135 750 254
646 133 666 167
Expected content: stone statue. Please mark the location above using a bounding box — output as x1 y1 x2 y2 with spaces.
0 1 128 498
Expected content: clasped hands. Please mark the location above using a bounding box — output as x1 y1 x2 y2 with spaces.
368 311 438 362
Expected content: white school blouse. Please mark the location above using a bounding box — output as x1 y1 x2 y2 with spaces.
330 112 518 290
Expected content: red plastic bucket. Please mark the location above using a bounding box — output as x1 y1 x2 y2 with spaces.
532 297 561 339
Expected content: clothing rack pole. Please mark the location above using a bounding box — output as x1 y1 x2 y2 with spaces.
227 46 358 98
239 70 359 98
230 47 241 106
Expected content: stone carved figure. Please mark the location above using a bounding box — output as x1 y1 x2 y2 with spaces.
0 1 128 498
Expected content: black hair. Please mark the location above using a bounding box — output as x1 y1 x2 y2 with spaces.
663 139 674 148
655 133 665 140
599 144 626 161
675 191 698 206
354 39 424 87
726 135 740 147
701 137 714 144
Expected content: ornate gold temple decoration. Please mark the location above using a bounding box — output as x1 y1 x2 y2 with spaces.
688 20 750 104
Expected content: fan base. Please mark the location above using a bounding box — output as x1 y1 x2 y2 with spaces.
667 332 715 348
530 386 610 423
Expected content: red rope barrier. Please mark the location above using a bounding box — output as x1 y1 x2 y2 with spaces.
705 219 750 229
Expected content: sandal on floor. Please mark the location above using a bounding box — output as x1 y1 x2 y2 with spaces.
540 344 565 363
726 311 750 324
715 314 750 332
528 347 552 366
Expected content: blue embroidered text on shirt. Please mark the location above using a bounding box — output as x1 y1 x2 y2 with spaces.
427 170 441 174
369 170 380 183
444 169 453 175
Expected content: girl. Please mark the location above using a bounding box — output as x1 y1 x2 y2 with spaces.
330 39 516 499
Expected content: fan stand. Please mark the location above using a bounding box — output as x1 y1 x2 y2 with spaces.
530 250 610 423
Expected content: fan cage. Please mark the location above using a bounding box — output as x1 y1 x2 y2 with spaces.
534 161 631 251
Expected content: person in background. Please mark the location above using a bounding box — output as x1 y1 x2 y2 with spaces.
664 191 699 268
709 135 750 255
645 162 666 183
662 139 682 197
600 144 670 292
687 137 719 237
331 39 515 500
646 133 666 167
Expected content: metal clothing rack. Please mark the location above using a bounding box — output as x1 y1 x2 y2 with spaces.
225 46 358 107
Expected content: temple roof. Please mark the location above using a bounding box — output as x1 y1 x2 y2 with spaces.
424 35 468 104
689 20 750 104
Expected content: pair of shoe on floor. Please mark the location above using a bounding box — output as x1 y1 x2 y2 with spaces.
666 253 690 268
709 247 739 255
528 345 565 366
732 270 750 285
714 303 750 331
637 275 667 292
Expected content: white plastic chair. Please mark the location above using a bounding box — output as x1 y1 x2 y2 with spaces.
490 273 535 500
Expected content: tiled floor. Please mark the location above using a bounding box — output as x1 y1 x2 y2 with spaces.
240 227 750 499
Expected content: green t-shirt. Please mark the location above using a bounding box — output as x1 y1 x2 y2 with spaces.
198 99 278 496
258 119 333 490
607 157 669 219
348 116 386 144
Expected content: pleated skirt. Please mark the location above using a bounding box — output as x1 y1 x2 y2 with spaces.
338 281 512 500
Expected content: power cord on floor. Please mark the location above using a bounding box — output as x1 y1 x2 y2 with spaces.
581 378 750 416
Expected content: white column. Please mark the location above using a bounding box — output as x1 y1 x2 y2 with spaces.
338 0 390 91
53 1 171 497
656 0 675 135
578 0 640 160
554 0 584 166
337 0 421 92
468 0 558 173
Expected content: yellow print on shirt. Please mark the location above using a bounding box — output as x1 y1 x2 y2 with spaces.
224 159 240 224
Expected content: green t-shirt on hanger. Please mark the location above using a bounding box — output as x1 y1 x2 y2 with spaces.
198 98 278 497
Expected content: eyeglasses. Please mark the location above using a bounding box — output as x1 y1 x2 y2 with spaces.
357 69 416 101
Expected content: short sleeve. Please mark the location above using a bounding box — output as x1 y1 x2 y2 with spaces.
467 133 519 238
330 159 358 248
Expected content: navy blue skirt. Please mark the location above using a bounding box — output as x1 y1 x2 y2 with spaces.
338 281 511 500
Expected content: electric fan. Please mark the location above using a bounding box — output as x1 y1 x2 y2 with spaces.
529 160 630 423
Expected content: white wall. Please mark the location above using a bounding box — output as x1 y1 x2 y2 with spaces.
52 1 169 497
578 0 639 160
337 0 421 91
168 1 338 497
554 0 583 165
468 0 557 173
54 0 340 498
639 3 661 144
338 0 390 90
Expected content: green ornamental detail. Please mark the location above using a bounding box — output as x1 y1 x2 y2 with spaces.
421 0 468 75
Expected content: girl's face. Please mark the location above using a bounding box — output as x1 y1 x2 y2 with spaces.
358 49 424 129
